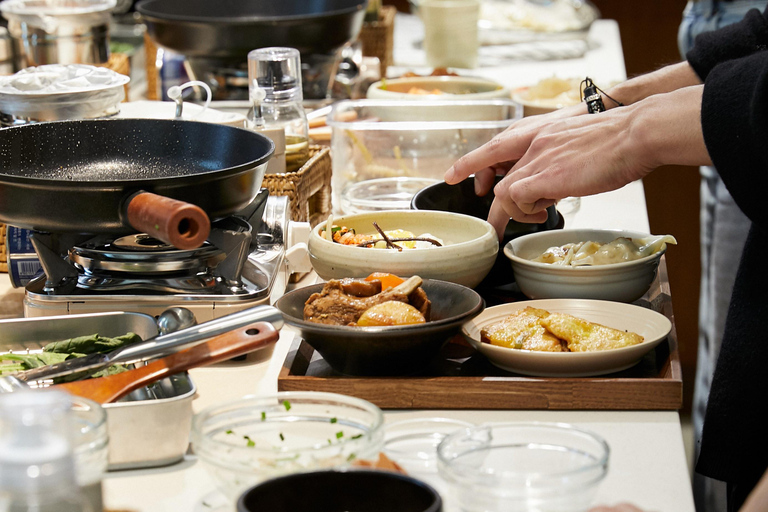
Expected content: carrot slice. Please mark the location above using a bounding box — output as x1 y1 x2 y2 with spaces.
364 272 405 290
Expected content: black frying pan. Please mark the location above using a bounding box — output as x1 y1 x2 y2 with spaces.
136 0 368 58
0 118 274 249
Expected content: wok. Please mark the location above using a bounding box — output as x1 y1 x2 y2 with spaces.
136 0 367 60
0 118 274 249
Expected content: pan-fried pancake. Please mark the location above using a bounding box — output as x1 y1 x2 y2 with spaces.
540 312 644 352
480 307 566 352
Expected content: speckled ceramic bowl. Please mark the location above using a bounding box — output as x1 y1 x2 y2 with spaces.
504 229 672 302
308 210 498 288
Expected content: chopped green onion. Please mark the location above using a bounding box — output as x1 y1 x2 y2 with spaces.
244 435 255 447
347 453 357 462
336 431 344 439
225 429 234 435
283 400 292 411
261 411 266 421
279 433 285 441
350 434 363 440
330 417 337 424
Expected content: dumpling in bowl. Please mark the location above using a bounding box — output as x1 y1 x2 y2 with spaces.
532 235 677 266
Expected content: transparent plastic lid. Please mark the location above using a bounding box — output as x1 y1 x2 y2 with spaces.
248 47 304 104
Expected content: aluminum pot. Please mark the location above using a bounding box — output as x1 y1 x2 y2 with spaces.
0 0 116 69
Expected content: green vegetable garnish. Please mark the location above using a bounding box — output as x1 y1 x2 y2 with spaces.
279 433 285 441
336 431 344 440
226 430 234 435
330 417 337 424
347 453 357 462
283 400 291 411
350 434 363 440
261 411 267 421
244 435 255 447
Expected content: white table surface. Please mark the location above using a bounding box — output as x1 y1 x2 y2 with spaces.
0 15 692 512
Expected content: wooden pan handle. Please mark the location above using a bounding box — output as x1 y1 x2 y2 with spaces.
55 321 279 404
125 191 211 249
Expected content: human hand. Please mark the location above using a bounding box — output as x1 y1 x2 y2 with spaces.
445 86 709 239
468 102 589 197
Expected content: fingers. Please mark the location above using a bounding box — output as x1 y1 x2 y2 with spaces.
445 129 533 184
473 168 497 196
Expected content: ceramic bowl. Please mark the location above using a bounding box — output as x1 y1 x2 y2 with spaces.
237 470 442 512
410 176 563 286
308 210 498 288
367 76 509 101
461 299 672 377
504 229 672 302
275 279 484 376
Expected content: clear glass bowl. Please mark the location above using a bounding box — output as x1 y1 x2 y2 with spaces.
327 99 521 214
437 422 609 512
191 392 385 502
384 417 475 497
341 177 439 214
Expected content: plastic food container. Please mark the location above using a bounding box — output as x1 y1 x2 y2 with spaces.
437 422 609 512
326 99 521 214
191 392 385 502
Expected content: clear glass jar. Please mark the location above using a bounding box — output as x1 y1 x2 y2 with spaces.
248 47 309 173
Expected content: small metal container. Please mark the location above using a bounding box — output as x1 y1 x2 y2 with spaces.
0 311 197 470
0 0 116 69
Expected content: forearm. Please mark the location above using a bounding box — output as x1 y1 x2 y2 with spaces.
605 61 702 108
626 84 712 168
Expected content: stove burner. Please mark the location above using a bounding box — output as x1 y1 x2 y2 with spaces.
22 190 287 319
113 234 178 251
70 235 226 275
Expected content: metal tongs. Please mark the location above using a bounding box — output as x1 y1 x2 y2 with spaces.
1 304 283 386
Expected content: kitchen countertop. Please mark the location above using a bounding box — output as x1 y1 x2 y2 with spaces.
0 15 695 512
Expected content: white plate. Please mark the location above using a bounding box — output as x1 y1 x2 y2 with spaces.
461 299 672 377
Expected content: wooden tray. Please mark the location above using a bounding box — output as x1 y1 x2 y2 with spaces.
278 259 683 410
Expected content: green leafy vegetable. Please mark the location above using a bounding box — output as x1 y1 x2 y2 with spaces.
43 332 142 354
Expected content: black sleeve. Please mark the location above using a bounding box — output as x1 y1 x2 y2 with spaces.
686 6 768 81
700 50 768 228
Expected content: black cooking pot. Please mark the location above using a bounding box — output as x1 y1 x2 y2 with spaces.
411 176 564 286
0 118 274 249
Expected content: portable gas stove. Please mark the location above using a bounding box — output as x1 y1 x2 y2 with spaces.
22 190 293 322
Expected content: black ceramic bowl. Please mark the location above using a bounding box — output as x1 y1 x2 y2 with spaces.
237 470 442 512
275 279 484 376
410 176 563 285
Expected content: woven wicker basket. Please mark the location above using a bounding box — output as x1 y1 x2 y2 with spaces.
358 5 396 74
263 146 332 227
99 52 131 100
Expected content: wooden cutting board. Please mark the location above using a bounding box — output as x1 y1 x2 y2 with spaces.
278 260 683 410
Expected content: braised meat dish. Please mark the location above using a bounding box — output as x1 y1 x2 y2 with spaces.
304 276 431 326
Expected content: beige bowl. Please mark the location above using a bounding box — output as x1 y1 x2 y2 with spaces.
308 210 498 288
504 229 672 303
367 76 509 101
